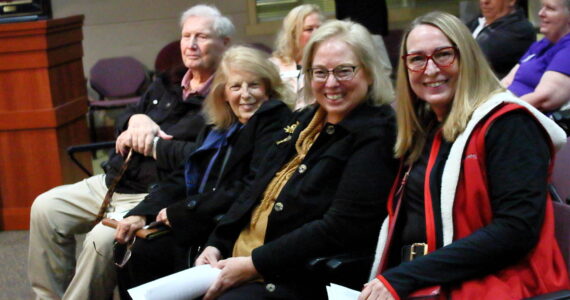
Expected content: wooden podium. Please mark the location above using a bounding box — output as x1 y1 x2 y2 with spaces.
0 15 92 230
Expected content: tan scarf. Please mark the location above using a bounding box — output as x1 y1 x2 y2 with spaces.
232 108 326 257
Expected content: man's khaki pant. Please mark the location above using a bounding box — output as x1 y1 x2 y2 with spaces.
28 174 147 300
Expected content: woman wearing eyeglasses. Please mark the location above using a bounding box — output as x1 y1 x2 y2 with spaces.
359 12 569 300
194 20 397 300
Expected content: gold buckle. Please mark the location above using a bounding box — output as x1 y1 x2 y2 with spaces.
409 243 428 261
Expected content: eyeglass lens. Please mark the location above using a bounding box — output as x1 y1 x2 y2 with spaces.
114 237 136 268
310 66 357 82
404 47 456 71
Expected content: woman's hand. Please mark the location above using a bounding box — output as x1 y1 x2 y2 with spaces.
115 114 173 156
358 278 396 300
195 246 222 266
203 256 260 300
155 208 171 227
115 215 146 244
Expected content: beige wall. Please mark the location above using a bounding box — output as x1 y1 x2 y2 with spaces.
51 0 275 77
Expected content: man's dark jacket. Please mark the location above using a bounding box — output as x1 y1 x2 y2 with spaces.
105 73 206 193
467 8 535 77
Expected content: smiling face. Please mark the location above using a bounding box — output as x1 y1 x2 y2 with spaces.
310 38 371 124
479 0 515 25
224 69 269 124
297 13 322 59
539 0 570 43
406 24 459 121
180 16 228 73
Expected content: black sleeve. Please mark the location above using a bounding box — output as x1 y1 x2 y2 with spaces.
476 19 535 76
382 111 550 297
155 139 199 172
124 166 187 220
251 131 397 278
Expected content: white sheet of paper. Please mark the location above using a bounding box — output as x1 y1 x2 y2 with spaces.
326 283 360 300
128 264 221 300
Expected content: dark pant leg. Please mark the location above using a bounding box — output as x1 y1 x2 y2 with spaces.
116 234 189 300
217 281 327 300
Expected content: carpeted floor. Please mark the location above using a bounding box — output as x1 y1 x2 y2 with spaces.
0 230 33 299
0 151 108 300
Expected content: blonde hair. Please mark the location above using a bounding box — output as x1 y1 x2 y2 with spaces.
203 46 294 130
394 11 504 163
301 19 394 106
273 4 324 65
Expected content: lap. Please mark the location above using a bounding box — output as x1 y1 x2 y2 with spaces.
31 175 109 235
217 280 327 300
117 233 189 293
31 174 147 235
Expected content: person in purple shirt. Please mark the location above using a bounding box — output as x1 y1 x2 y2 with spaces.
502 0 570 112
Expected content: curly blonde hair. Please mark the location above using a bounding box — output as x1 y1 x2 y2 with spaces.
203 46 294 130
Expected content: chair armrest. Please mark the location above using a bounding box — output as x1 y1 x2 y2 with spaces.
67 141 116 176
307 252 374 290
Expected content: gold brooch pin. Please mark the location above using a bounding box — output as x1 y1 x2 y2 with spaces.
284 121 299 134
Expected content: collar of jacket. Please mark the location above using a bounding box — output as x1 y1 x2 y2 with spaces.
298 99 387 135
198 98 287 148
196 122 241 153
255 98 287 116
152 72 205 107
484 7 527 29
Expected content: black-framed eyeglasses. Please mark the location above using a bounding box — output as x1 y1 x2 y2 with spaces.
113 237 136 268
402 47 458 72
308 65 359 82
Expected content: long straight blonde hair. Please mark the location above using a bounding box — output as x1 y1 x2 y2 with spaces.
395 11 504 163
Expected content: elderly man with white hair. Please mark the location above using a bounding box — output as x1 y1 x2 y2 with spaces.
27 5 233 300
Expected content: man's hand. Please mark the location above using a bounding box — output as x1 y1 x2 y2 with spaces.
195 246 222 266
115 215 146 244
358 278 396 300
115 114 173 156
203 256 260 300
155 208 171 227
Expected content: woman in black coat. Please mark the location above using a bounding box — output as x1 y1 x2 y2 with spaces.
113 46 293 297
195 20 398 300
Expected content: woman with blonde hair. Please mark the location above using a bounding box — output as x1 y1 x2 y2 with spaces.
196 20 397 299
114 46 292 297
270 4 324 109
360 11 569 300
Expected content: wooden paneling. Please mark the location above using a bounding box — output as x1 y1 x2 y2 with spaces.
0 16 91 230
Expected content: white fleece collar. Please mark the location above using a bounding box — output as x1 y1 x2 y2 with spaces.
440 91 566 246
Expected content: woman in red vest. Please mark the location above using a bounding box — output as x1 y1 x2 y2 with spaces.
360 11 569 300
